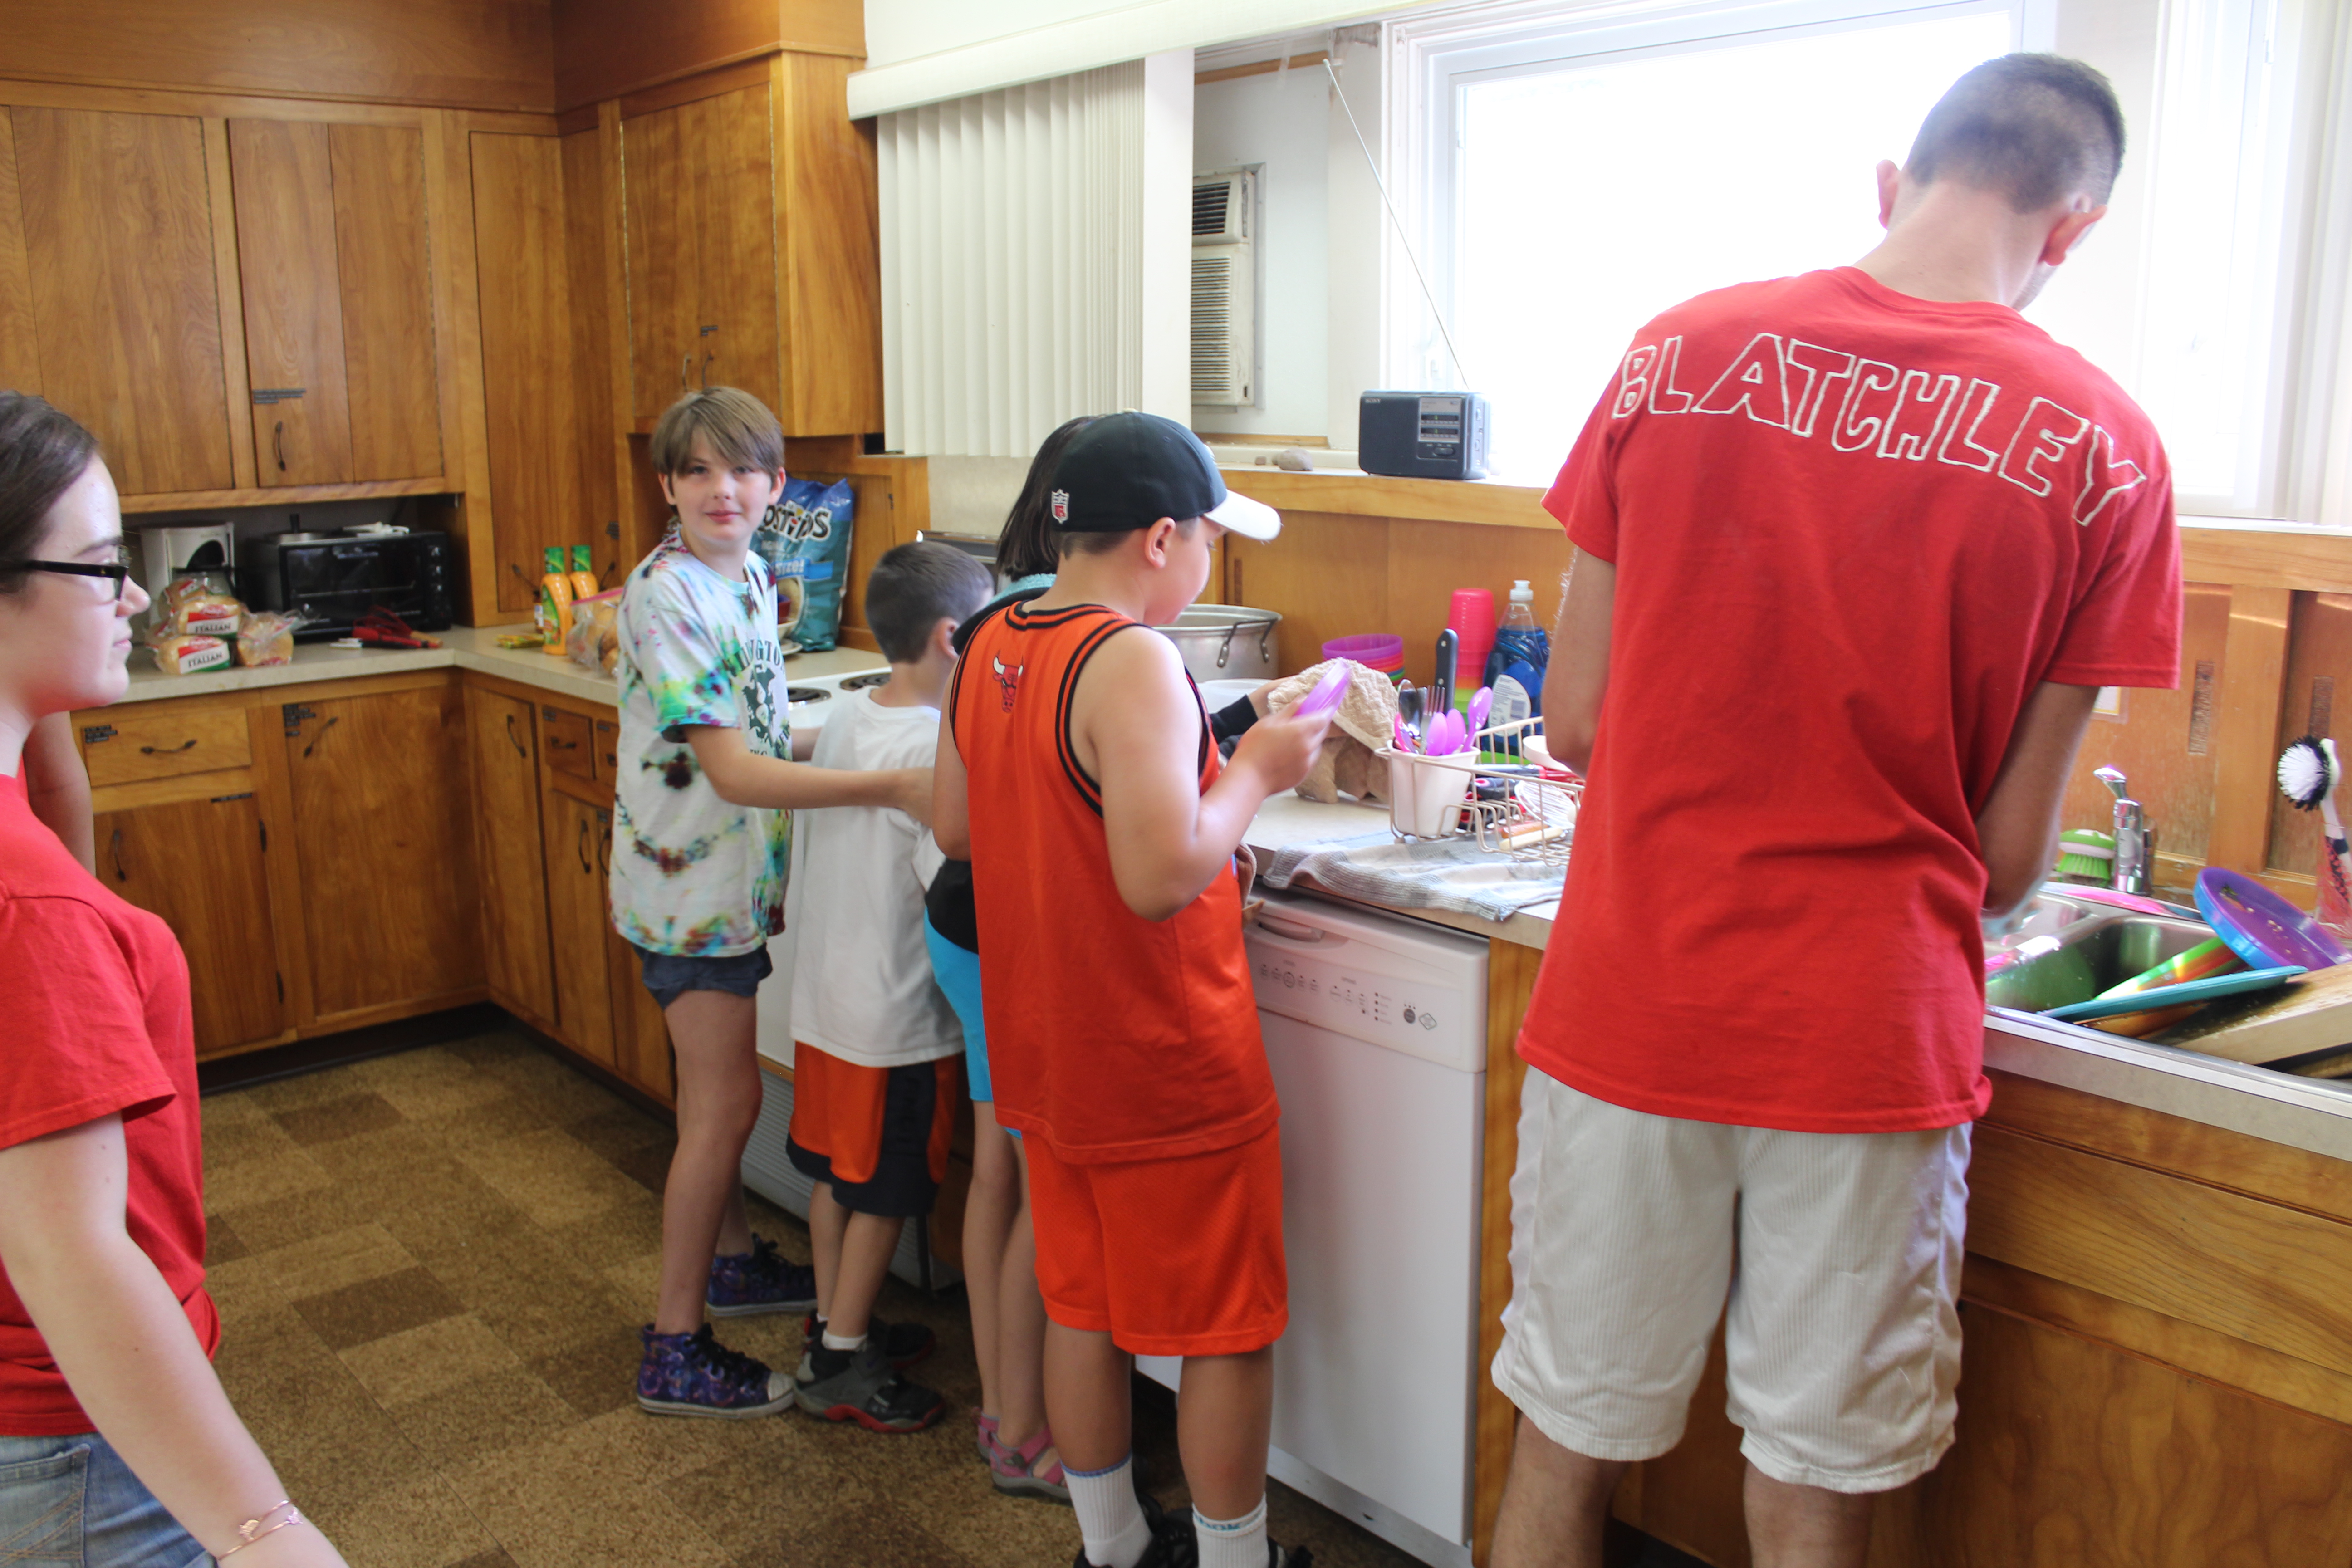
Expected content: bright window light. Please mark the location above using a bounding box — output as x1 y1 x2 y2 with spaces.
1443 8 2017 483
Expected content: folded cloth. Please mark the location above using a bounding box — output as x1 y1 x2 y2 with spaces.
1261 830 1564 925
1264 660 1400 805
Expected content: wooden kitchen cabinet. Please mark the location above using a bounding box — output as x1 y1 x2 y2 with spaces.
543 787 618 1069
280 681 481 1024
465 685 554 1026
92 792 283 1056
228 118 441 486
7 103 233 495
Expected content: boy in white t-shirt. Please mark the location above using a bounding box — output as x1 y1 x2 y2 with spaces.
785 541 993 1432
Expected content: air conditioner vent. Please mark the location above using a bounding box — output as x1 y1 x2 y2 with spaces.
1192 171 1250 242
1191 243 1253 407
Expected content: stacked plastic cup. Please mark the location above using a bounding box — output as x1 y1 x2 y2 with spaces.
1322 633 1405 681
1447 589 1495 710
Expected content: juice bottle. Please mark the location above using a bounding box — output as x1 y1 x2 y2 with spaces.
538 546 575 655
568 544 601 603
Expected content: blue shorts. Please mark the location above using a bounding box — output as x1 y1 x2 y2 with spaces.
924 918 1015 1137
633 943 773 1010
0 1431 207 1568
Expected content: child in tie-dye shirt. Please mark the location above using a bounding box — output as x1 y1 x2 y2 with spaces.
612 387 932 1419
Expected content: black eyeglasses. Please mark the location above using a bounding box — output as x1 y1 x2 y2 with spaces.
12 554 133 602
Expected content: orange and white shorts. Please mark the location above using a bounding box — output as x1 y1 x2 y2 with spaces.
1024 1126 1288 1359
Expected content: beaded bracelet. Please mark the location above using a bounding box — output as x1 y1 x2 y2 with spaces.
219 1501 305 1557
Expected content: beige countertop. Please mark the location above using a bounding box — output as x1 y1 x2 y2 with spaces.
113 625 890 710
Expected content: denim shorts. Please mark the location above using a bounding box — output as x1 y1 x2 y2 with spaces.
0 1430 210 1567
632 943 773 1010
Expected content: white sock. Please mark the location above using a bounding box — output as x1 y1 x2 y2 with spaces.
1068 1454 1151 1568
821 1328 867 1352
1194 1496 1269 1568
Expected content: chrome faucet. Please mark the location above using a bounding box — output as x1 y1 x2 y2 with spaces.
2094 766 2155 896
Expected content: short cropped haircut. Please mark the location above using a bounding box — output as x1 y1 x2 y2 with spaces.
1905 54 2125 212
649 386 784 478
1059 513 1199 561
867 540 993 663
998 416 1098 580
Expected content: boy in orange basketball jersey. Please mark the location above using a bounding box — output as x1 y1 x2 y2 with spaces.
934 413 1332 1568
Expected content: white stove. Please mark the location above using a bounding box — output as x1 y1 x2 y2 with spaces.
783 665 892 738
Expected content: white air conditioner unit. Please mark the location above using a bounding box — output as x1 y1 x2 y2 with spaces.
1192 170 1256 408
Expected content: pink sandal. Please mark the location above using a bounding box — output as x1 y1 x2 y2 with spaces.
975 1410 999 1464
987 1422 1071 1504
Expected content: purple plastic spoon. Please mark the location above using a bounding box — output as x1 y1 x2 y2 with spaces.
1294 664 1349 719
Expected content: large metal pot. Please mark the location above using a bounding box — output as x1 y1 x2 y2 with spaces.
1154 605 1282 682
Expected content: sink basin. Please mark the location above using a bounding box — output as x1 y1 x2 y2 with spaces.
1987 893 2214 1013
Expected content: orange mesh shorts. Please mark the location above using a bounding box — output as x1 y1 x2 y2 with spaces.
1024 1124 1289 1357
786 1046 957 1215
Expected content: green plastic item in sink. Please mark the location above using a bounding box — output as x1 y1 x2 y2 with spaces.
1985 942 2103 1013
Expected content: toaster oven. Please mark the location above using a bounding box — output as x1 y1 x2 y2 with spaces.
240 530 457 640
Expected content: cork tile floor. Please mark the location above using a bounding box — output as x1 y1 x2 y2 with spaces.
200 1029 1424 1568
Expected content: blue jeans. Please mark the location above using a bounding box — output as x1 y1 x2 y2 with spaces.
0 1431 210 1566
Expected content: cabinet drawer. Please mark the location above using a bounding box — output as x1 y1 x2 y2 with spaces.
542 706 594 780
81 708 251 786
593 717 621 783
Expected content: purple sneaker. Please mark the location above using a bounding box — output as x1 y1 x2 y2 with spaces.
637 1324 793 1417
707 1235 818 1318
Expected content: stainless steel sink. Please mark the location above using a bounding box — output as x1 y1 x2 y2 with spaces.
1986 889 2214 1013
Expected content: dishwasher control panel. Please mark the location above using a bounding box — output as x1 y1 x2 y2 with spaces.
1245 891 1488 1073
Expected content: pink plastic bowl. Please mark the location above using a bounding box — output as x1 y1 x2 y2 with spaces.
1324 633 1404 671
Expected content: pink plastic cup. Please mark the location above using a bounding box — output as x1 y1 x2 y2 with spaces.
1323 633 1404 672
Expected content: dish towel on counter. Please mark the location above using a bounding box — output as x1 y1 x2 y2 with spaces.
1260 830 1563 924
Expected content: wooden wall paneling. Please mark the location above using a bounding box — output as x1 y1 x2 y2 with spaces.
615 58 774 122
227 118 355 486
2058 581 2230 875
1226 512 1392 678
470 131 584 615
558 126 622 583
2205 585 2294 875
594 103 643 570
773 51 882 436
1965 1125 2352 1379
1471 938 1541 1565
0 1 557 114
1388 519 1574 690
693 84 781 419
426 110 504 625
421 112 470 512
0 115 42 396
1892 1305 2352 1568
13 105 232 495
328 123 442 480
2268 590 2352 879
198 118 259 491
554 0 864 109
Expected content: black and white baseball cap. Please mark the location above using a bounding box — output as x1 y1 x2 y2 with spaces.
1045 412 1281 542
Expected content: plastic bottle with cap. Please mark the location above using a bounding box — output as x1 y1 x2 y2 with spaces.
1485 580 1550 753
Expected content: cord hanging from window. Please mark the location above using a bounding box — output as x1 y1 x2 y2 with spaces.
1324 53 1473 390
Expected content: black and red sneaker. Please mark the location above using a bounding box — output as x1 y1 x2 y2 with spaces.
801 1312 935 1370
793 1339 946 1434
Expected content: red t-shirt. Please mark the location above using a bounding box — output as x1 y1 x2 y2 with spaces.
951 603 1278 1162
1520 267 2181 1133
0 774 218 1434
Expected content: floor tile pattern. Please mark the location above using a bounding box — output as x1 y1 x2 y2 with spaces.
202 1031 1422 1568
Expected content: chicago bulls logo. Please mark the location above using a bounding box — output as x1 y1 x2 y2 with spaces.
1049 490 1070 524
992 655 1024 711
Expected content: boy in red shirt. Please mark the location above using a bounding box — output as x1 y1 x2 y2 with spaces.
934 413 1331 1568
1489 57 2181 1568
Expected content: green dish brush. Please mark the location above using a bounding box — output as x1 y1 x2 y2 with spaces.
2054 828 2115 882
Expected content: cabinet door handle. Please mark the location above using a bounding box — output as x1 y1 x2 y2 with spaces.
701 350 713 388
274 420 287 473
681 353 692 392
505 711 528 758
109 827 126 882
139 739 198 756
576 813 593 873
301 715 339 758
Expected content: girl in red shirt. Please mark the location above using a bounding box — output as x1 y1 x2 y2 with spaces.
0 393 350 1567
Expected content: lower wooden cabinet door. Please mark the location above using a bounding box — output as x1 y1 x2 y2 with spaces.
281 684 482 1021
93 793 283 1056
465 686 554 1023
543 789 617 1068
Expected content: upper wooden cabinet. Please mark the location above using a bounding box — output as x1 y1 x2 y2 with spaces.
617 56 882 439
228 119 442 486
5 105 234 494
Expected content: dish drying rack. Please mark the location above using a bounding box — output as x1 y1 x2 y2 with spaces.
1377 715 1579 872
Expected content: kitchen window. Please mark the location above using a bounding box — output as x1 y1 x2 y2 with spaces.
1385 0 2351 517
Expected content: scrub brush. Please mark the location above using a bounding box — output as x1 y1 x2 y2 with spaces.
2053 828 2114 882
2278 735 2352 911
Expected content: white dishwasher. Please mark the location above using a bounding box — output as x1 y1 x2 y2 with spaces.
1137 887 1487 1568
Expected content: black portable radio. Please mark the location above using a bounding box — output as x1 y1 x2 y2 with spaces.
1358 391 1490 481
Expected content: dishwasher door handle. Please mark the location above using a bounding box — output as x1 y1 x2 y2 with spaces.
1252 913 1342 946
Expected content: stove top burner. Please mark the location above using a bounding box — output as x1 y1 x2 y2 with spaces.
837 672 892 692
784 686 833 704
